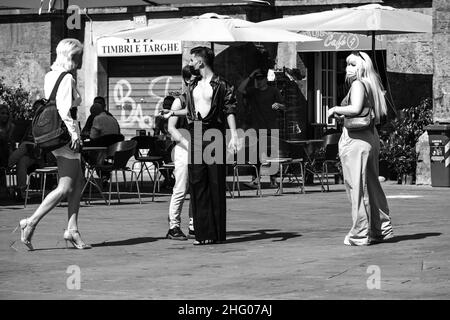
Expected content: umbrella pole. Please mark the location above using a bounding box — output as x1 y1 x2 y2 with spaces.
371 31 376 61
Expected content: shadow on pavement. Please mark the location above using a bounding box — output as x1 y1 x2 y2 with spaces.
225 229 302 243
91 237 164 247
384 232 442 243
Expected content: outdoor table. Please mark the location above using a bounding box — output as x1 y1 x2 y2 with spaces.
81 146 108 205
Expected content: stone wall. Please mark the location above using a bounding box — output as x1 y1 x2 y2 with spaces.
0 21 51 100
383 6 433 112
432 0 450 122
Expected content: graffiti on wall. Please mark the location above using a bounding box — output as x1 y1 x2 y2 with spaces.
112 75 177 131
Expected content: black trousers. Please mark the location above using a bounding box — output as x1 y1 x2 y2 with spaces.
188 127 226 242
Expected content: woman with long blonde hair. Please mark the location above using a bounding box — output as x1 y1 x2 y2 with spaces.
328 51 393 246
18 38 90 250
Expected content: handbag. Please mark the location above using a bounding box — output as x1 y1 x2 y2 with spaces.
342 84 373 131
343 107 372 131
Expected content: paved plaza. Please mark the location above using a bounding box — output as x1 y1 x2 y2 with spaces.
0 180 449 300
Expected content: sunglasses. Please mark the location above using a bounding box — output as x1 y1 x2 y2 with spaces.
353 51 366 61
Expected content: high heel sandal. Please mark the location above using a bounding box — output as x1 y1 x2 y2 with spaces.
19 218 36 251
63 229 92 250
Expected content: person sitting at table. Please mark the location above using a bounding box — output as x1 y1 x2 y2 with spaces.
7 106 45 201
85 103 121 186
238 68 286 188
0 104 16 195
81 96 112 140
89 103 120 140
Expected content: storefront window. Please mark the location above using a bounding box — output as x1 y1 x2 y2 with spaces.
315 52 336 127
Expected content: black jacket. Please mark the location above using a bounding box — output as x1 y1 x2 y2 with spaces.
185 74 237 131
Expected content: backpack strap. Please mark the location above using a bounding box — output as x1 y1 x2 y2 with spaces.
48 72 70 101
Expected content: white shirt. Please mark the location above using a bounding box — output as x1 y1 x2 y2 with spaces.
44 67 81 142
44 67 82 159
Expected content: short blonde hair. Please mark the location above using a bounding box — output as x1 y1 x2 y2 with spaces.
51 38 83 71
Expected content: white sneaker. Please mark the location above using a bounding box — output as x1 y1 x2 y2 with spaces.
344 236 368 246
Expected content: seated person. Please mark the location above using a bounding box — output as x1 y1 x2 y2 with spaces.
81 96 113 140
83 103 120 186
0 104 14 169
89 103 120 140
1 104 17 196
7 117 45 201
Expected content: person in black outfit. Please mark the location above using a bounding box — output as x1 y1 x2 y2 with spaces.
184 46 239 245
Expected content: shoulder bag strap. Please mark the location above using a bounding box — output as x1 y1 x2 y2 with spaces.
48 72 70 101
348 81 371 117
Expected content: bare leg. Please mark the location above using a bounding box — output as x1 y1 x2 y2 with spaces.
19 157 76 249
66 160 83 231
27 157 77 226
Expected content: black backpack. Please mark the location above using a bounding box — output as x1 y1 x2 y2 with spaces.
32 72 72 151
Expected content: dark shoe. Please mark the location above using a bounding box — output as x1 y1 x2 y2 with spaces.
166 227 188 241
187 229 195 239
369 233 394 244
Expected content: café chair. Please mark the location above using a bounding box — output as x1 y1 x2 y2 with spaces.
24 166 59 208
152 161 175 201
95 140 141 205
130 136 163 193
230 161 262 198
23 152 59 208
0 165 17 199
262 157 305 195
319 133 342 191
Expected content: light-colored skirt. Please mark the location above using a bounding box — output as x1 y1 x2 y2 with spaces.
52 144 81 160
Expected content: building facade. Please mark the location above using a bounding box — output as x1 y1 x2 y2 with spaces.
1 0 447 178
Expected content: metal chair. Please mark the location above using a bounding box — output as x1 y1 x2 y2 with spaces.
320 133 342 191
0 166 17 199
95 140 141 205
231 162 262 198
130 136 163 192
24 166 59 208
262 158 305 195
261 138 305 195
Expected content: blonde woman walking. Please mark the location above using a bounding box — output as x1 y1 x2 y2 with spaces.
18 38 90 250
328 51 393 246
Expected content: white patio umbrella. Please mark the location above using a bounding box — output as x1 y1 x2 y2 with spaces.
108 13 320 45
0 0 270 10
256 4 432 57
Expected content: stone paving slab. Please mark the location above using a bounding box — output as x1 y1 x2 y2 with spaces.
0 181 449 300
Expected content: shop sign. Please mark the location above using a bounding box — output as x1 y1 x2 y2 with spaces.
297 31 386 52
97 37 182 57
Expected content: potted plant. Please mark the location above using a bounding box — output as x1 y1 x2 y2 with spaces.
380 98 432 184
